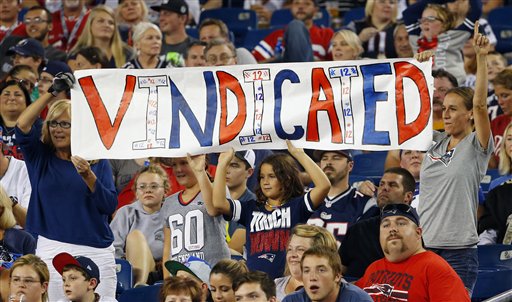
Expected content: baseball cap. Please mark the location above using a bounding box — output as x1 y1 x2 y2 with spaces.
380 203 420 226
313 150 353 162
234 150 255 169
52 252 100 283
165 256 211 286
151 0 189 15
7 38 45 58
41 61 72 77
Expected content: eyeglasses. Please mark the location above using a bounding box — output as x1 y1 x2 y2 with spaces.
47 120 71 129
136 184 164 191
24 17 49 25
419 16 441 24
12 77 35 91
10 277 41 286
381 203 413 216
206 54 235 64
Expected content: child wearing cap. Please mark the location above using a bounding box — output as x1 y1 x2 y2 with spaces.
164 256 211 302
52 252 117 302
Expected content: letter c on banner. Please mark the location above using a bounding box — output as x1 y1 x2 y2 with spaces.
273 70 304 140
394 62 431 144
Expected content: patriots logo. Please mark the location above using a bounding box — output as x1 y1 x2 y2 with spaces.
320 212 332 220
375 284 394 296
364 283 409 300
258 253 276 262
428 148 455 167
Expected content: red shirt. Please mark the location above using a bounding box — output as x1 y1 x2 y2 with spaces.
49 9 89 52
0 22 26 43
491 114 512 158
356 251 470 302
252 25 333 62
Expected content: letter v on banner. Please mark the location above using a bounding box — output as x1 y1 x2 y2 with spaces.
78 75 136 150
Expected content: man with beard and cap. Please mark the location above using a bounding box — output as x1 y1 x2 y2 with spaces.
355 203 470 301
338 168 415 280
307 150 376 246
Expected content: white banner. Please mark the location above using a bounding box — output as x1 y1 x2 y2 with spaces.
71 59 433 159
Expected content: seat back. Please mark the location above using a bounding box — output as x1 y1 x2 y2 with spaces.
343 7 365 26
473 245 512 300
117 284 162 302
488 7 512 53
243 28 276 51
199 8 257 46
115 258 133 295
351 152 387 177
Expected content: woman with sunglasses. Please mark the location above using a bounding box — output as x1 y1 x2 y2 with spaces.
14 74 118 301
403 0 480 85
0 80 33 160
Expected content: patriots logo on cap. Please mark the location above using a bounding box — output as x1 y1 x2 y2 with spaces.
258 253 276 262
18 39 29 46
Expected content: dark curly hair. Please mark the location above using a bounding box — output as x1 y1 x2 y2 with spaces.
255 153 304 205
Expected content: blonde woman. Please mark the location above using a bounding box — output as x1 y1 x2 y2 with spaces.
71 5 133 68
330 30 364 61
345 0 398 58
15 75 118 301
116 0 149 45
274 224 337 301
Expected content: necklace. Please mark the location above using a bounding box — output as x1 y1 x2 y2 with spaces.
265 201 283 209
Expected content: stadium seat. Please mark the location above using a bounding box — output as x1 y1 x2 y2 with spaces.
488 7 512 53
342 7 365 26
480 169 501 195
351 151 387 177
199 8 257 47
117 284 162 302
186 27 199 39
243 28 276 51
270 8 331 28
472 245 512 300
115 259 133 296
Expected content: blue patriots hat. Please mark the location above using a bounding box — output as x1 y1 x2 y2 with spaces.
380 204 420 226
7 38 45 58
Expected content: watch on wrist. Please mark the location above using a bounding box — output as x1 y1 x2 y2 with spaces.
9 196 18 208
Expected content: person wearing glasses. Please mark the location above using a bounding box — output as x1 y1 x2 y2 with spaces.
338 167 415 280
205 39 237 67
8 254 49 302
355 203 470 301
110 164 169 286
403 0 481 85
14 74 118 301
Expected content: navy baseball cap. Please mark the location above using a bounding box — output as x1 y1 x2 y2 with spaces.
41 61 72 77
53 253 100 283
313 150 353 161
380 204 420 226
151 0 189 15
7 38 45 58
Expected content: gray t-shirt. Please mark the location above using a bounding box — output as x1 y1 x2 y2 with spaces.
110 201 164 260
419 131 493 248
160 191 230 266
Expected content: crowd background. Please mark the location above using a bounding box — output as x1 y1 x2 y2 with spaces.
1 0 512 301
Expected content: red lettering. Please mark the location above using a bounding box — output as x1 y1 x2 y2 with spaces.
78 75 136 150
394 62 431 144
217 71 246 145
307 68 342 143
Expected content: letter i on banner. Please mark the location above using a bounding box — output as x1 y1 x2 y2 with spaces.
132 76 168 150
239 69 272 145
328 66 358 144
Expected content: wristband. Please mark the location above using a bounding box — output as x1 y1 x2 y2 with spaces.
10 196 18 208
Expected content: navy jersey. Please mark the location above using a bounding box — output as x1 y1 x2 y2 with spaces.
307 187 370 246
226 192 314 279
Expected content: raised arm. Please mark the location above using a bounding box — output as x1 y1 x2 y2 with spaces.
187 154 217 216
212 149 235 216
472 21 492 149
16 73 74 133
287 141 330 209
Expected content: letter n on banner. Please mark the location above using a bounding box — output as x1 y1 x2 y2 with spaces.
78 75 136 150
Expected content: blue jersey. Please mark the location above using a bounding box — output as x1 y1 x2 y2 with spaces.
307 187 370 246
226 192 314 279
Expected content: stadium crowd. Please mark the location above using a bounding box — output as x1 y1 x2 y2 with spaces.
1 0 512 301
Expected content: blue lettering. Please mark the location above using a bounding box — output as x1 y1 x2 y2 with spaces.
273 70 304 140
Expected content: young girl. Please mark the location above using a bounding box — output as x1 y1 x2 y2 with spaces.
160 276 202 302
160 155 230 278
209 259 249 302
212 141 330 279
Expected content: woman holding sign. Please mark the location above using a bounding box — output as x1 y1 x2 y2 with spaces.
419 22 492 295
14 74 118 301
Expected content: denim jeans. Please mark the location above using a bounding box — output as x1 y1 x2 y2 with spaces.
430 247 478 296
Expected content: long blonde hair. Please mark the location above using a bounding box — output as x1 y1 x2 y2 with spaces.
0 185 16 229
499 122 512 175
72 5 128 67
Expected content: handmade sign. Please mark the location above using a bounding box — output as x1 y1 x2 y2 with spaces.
71 59 433 159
